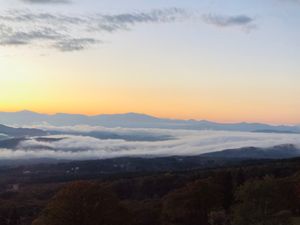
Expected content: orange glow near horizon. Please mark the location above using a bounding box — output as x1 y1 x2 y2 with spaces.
0 26 299 126
0 82 298 125
0 104 298 125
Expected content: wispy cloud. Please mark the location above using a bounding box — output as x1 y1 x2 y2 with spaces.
276 0 300 3
53 38 100 52
96 8 188 32
0 25 63 46
203 14 256 31
0 8 188 52
0 9 256 52
21 0 71 4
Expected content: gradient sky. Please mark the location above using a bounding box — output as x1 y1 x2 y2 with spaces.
0 0 299 124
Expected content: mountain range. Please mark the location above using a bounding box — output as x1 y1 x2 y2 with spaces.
0 144 300 167
0 110 299 133
202 144 300 159
0 124 47 138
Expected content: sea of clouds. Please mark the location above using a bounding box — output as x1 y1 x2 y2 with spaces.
0 125 300 160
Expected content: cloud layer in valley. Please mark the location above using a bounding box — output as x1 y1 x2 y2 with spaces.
0 126 299 160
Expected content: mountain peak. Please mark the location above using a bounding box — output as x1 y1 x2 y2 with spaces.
17 110 38 115
0 111 299 133
96 112 158 120
122 112 157 118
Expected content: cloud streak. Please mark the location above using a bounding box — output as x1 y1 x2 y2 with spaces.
203 14 256 31
0 8 188 52
53 38 100 52
0 25 63 46
21 0 71 4
0 9 255 52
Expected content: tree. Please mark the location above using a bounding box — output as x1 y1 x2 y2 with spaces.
8 208 20 225
162 179 222 225
33 181 131 225
209 210 228 225
214 172 234 211
123 199 162 225
235 169 245 187
232 176 293 225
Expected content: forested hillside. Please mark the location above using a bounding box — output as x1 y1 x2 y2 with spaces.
1 157 300 224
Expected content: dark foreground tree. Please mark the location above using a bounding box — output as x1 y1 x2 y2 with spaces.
232 176 293 225
32 181 131 225
123 199 162 225
162 179 223 225
8 208 20 225
214 171 234 211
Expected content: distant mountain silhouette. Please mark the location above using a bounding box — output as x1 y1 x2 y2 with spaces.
201 144 300 159
0 136 65 150
1 144 299 167
0 137 27 149
0 124 47 137
0 110 299 133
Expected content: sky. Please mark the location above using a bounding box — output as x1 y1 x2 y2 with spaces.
0 0 299 125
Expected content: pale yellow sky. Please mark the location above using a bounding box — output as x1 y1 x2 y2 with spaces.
0 47 299 125
0 0 299 125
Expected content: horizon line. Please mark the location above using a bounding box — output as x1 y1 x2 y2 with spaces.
0 109 298 126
